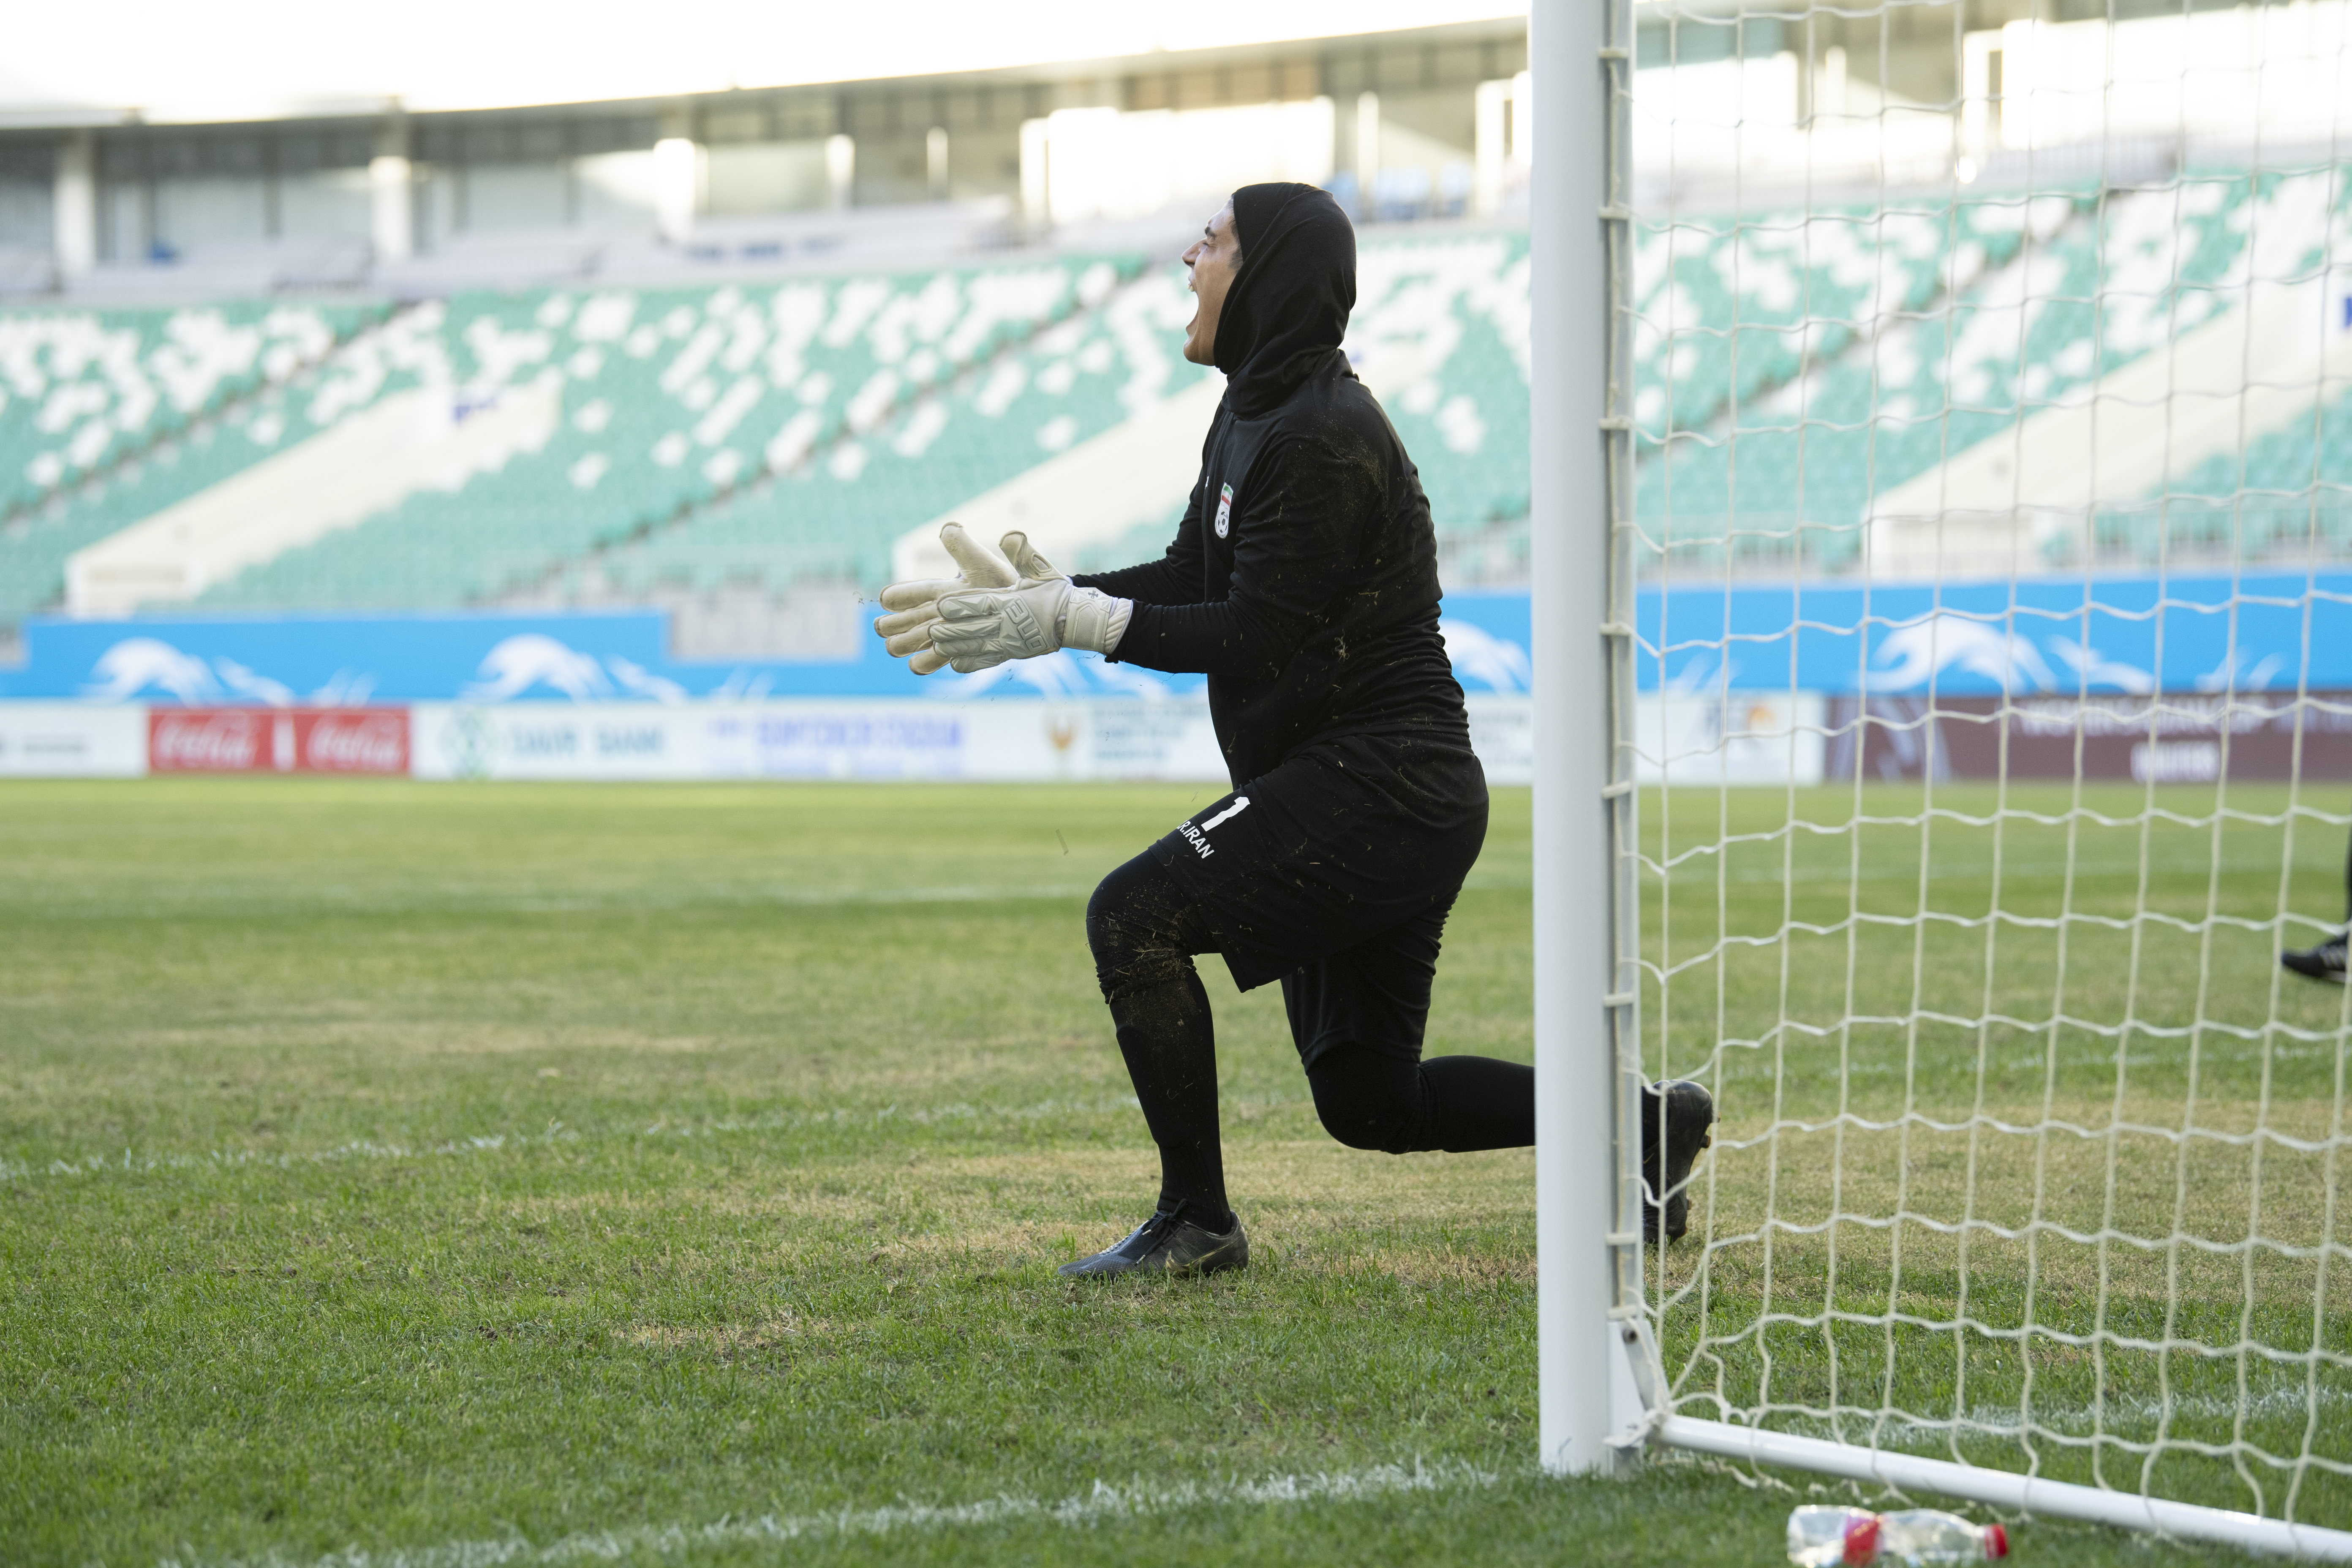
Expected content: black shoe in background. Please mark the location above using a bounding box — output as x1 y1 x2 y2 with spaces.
1642 1079 1715 1244
2283 933 2349 984
1057 1208 1250 1278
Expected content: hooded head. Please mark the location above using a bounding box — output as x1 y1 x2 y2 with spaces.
1198 182 1356 418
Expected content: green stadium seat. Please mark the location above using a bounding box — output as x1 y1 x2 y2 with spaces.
1636 171 2349 574
23 168 2352 631
196 259 1139 613
0 300 384 621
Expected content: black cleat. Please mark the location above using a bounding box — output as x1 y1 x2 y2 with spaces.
1642 1079 1715 1244
1057 1209 1249 1278
2283 933 2348 985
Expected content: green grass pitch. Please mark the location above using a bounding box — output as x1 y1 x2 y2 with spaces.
1 778 2341 1565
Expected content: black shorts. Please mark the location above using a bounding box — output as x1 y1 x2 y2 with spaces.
1147 740 1488 1069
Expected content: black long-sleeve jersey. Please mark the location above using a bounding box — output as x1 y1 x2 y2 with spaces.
1074 350 1475 789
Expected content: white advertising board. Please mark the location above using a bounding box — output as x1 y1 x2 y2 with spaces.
1635 691 1827 787
407 699 1236 783
410 703 719 782
0 702 148 777
0 696 1800 787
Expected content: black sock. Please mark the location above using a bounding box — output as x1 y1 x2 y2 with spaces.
1088 852 1234 1230
1419 1056 1536 1151
1307 1044 1534 1154
1106 965 1232 1230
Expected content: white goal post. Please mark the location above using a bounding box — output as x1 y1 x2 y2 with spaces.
1530 0 1635 1486
1530 0 2352 1556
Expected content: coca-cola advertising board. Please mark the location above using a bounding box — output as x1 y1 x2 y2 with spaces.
148 708 410 775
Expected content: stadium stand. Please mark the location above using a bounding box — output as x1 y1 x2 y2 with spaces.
0 302 375 513
192 259 1142 614
1634 194 2074 438
1635 169 2352 573
0 300 384 623
2096 170 2352 566
547 262 1205 607
80 199 2352 626
22 173 2352 640
2128 390 2352 563
0 230 1546 647
1350 231 1533 545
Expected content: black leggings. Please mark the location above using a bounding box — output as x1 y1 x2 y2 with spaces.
1086 853 1533 1227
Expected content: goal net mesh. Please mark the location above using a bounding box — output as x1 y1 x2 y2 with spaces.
1623 0 2352 1527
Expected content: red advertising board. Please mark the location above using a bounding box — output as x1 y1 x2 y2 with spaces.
148 708 411 775
300 708 411 774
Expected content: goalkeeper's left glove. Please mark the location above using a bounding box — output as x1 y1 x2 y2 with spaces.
930 531 1131 675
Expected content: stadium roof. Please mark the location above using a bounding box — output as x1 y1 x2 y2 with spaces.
0 0 1528 128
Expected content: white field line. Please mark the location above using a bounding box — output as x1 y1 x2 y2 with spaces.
163 1458 1499 1568
24 883 1109 922
0 1092 1326 1187
28 870 1535 921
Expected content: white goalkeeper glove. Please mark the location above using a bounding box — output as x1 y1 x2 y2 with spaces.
931 532 1131 675
872 523 1018 676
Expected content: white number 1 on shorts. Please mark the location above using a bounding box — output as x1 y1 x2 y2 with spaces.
1200 796 1251 832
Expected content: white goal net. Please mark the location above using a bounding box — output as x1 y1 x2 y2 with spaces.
1603 0 2352 1546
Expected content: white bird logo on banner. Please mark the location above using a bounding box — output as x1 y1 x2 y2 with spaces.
81 638 223 703
462 635 615 702
2049 637 2156 694
1871 614 2059 693
1440 619 1534 693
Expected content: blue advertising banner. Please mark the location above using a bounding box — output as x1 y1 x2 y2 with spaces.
1639 572 2352 697
0 575 2341 705
0 593 1537 705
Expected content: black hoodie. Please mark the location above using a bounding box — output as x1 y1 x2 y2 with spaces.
1074 182 1476 794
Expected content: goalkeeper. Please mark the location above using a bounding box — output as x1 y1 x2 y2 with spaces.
872 183 1712 1276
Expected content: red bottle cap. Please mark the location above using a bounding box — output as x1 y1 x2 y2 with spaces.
1983 1524 2009 1559
1843 1516 1881 1565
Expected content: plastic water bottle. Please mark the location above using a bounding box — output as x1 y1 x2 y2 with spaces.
1788 1505 1881 1567
1788 1505 2010 1566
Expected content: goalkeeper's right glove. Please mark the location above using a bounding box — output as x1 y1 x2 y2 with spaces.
871 523 1018 675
